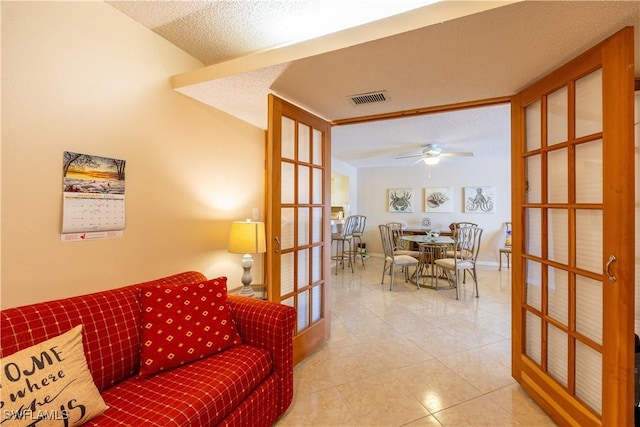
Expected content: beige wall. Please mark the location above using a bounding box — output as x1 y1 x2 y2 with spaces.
1 2 266 308
356 157 512 264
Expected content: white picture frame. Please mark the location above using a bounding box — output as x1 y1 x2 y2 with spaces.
424 187 452 213
464 186 495 213
388 188 413 213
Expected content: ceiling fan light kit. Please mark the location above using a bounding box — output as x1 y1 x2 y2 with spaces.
423 157 440 165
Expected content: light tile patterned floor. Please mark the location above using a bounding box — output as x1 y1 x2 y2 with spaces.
276 256 557 427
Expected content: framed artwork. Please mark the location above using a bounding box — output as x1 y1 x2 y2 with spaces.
424 187 452 213
464 186 495 213
388 188 413 213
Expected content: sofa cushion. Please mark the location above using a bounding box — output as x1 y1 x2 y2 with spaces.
89 344 272 426
139 277 242 378
0 325 108 426
0 286 141 392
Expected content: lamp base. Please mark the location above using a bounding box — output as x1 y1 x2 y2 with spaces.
238 253 255 298
238 283 255 297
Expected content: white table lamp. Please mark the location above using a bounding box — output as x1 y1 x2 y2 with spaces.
228 220 266 297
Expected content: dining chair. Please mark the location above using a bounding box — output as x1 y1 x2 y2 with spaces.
379 224 420 291
446 222 478 258
498 221 512 271
331 215 358 274
350 215 367 265
386 222 420 258
435 225 483 299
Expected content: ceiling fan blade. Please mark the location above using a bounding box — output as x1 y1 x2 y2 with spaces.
394 154 425 160
348 144 424 160
440 152 474 157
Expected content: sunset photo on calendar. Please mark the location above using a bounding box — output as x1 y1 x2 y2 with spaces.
63 151 126 195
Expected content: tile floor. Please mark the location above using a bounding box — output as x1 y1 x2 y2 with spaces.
275 256 557 426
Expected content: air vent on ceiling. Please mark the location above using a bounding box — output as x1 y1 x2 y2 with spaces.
348 90 389 105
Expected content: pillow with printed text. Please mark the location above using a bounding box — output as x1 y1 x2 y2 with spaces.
0 325 108 426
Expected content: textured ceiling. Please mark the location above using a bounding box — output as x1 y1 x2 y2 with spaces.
107 1 640 168
108 0 439 65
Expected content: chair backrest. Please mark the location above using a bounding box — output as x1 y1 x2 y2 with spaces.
378 224 395 259
450 221 477 235
453 226 483 264
351 215 367 235
340 215 359 238
504 221 512 247
386 222 408 251
450 221 478 246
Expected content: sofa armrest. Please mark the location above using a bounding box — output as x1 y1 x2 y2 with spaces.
227 295 296 414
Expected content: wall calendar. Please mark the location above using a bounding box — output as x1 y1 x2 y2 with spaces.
61 151 126 241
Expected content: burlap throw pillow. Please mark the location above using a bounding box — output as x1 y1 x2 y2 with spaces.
0 325 107 426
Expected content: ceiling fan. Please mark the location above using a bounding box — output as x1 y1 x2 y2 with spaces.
395 143 473 165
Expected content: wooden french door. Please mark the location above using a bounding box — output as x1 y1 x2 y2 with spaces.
511 27 635 426
266 94 331 364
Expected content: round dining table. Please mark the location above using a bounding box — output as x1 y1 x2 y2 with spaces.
400 234 455 289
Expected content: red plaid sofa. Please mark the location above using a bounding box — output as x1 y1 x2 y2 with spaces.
0 271 296 426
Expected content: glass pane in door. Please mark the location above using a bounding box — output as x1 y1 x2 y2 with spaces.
312 207 322 243
297 290 309 330
548 149 568 203
576 274 603 345
282 117 295 159
281 252 294 296
298 207 309 246
526 100 542 151
526 260 542 310
298 165 309 204
576 341 602 415
548 267 569 325
525 208 542 257
312 245 322 283
547 86 568 145
548 208 568 264
298 123 310 163
525 155 542 203
575 69 603 138
298 248 309 288
548 324 568 387
575 209 602 274
281 207 294 250
526 311 542 364
575 140 603 204
312 284 322 322
281 163 295 204
312 128 323 166
312 168 322 204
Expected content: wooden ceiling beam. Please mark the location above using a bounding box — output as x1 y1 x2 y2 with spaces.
330 95 512 126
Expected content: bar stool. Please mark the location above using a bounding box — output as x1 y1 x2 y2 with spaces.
350 215 367 265
331 215 358 274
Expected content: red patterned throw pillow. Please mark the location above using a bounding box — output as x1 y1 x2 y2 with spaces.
138 277 241 378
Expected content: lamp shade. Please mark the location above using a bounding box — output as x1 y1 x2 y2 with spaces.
228 220 266 254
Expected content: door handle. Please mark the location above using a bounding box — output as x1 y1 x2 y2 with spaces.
274 236 280 253
605 255 617 283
